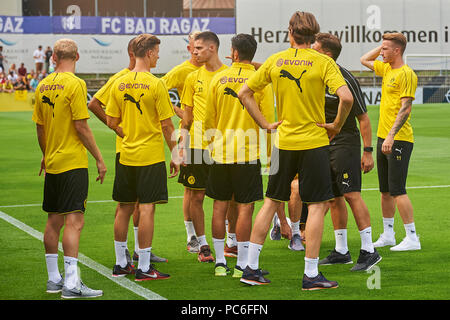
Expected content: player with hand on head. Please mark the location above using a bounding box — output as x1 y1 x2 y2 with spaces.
33 38 106 298
361 32 421 251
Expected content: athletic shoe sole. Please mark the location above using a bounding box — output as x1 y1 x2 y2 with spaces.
302 285 339 291
320 261 353 266
240 278 270 286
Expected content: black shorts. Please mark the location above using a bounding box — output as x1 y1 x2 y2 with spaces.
43 168 88 214
329 144 362 197
265 146 334 203
377 138 413 196
178 148 212 190
206 161 264 204
113 156 168 204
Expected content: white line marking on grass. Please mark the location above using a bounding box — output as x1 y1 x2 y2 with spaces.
0 185 449 209
0 210 166 300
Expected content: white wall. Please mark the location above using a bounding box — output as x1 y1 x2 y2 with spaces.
0 0 22 16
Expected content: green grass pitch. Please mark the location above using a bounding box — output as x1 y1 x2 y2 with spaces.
0 103 449 300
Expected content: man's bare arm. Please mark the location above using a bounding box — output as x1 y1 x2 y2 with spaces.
360 45 381 71
74 119 107 183
87 97 107 125
382 97 413 154
36 124 46 175
317 85 353 141
356 113 374 173
238 84 281 130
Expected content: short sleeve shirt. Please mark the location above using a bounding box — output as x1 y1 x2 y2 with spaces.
374 60 417 143
32 72 90 174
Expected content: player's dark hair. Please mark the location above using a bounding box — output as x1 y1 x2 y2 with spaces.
315 32 342 61
288 11 320 45
134 34 161 58
194 31 220 50
231 33 257 62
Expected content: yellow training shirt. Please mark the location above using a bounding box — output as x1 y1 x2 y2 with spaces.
247 48 346 151
94 68 130 153
32 72 90 174
205 62 274 163
181 64 228 150
374 60 417 143
105 71 175 166
162 60 200 132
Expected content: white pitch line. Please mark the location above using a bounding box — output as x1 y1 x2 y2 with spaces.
0 210 166 301
0 185 449 209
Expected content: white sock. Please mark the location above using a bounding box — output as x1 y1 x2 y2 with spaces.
114 240 128 268
138 247 151 273
237 241 249 269
334 229 348 254
383 217 395 237
212 238 226 265
133 227 139 252
291 220 300 236
404 223 418 241
247 242 263 270
304 257 319 278
45 254 62 283
197 235 208 247
226 233 237 247
360 227 374 253
63 256 79 290
184 221 196 242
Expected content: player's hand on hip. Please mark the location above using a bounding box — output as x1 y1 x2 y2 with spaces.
266 120 283 131
317 122 340 141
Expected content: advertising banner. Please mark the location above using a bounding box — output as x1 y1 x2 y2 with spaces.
0 33 234 74
0 15 235 35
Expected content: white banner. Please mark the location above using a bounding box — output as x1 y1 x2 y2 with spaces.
236 0 450 71
0 33 234 74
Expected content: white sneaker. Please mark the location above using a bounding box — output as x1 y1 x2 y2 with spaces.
390 236 421 251
373 233 396 248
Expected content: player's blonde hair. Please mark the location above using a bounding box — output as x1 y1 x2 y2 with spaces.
53 38 78 61
188 30 202 40
382 32 407 54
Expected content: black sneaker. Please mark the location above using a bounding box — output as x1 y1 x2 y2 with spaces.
318 249 353 265
112 263 135 277
350 249 382 271
234 265 270 277
132 251 139 262
135 264 170 281
302 272 338 290
240 266 271 286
